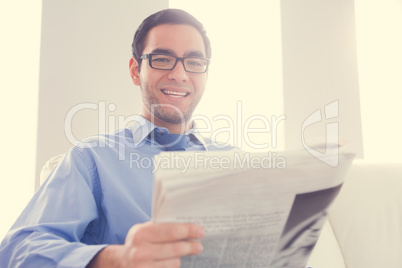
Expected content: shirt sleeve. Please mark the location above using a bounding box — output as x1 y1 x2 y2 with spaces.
0 146 107 268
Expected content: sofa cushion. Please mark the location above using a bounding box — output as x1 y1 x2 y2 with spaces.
329 160 402 268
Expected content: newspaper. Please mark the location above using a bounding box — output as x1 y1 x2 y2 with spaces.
152 148 355 268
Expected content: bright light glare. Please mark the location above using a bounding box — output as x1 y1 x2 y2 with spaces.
169 1 285 152
0 1 42 239
355 0 402 161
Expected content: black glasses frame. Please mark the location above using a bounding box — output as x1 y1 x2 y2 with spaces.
140 53 210 73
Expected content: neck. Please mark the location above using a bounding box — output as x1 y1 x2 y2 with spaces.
142 114 193 134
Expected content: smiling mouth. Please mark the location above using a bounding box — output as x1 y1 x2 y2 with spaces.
161 89 189 98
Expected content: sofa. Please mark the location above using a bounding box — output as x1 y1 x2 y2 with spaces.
309 159 402 267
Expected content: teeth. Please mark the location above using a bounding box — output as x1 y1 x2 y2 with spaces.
162 90 188 97
168 95 183 98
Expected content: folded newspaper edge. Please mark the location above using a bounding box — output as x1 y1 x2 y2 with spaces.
152 148 355 268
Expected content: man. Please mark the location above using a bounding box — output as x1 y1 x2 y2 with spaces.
0 9 226 267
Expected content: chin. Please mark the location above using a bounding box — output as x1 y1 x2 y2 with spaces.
157 110 191 124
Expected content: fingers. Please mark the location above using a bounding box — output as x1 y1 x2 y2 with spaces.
89 223 204 268
154 259 181 268
128 222 204 244
121 222 204 267
135 258 181 268
151 240 203 259
130 240 203 262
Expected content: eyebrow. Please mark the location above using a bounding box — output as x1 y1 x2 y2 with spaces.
150 48 206 58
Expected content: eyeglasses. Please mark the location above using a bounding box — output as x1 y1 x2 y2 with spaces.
140 53 210 73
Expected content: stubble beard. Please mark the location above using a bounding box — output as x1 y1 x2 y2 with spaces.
141 81 199 125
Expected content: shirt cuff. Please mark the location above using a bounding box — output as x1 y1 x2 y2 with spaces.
58 244 108 268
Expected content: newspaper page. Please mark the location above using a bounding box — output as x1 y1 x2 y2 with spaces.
152 149 355 268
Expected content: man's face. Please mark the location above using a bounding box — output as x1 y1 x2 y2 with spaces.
129 24 208 127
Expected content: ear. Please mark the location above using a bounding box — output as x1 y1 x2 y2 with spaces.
129 57 140 86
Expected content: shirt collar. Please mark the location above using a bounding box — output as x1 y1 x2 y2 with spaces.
130 115 208 150
186 121 208 150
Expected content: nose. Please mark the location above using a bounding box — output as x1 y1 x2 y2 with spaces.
167 60 189 82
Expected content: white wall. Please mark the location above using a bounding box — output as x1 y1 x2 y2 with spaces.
281 0 364 157
0 1 42 240
355 0 402 161
35 0 169 189
169 0 285 153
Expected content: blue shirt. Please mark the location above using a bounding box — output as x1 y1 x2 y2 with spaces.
0 116 229 268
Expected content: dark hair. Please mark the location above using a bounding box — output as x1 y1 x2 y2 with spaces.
132 9 211 72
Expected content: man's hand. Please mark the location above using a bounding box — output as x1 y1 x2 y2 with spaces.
87 222 204 268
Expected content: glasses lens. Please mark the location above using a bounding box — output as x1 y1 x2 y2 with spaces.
150 54 175 69
184 58 208 73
